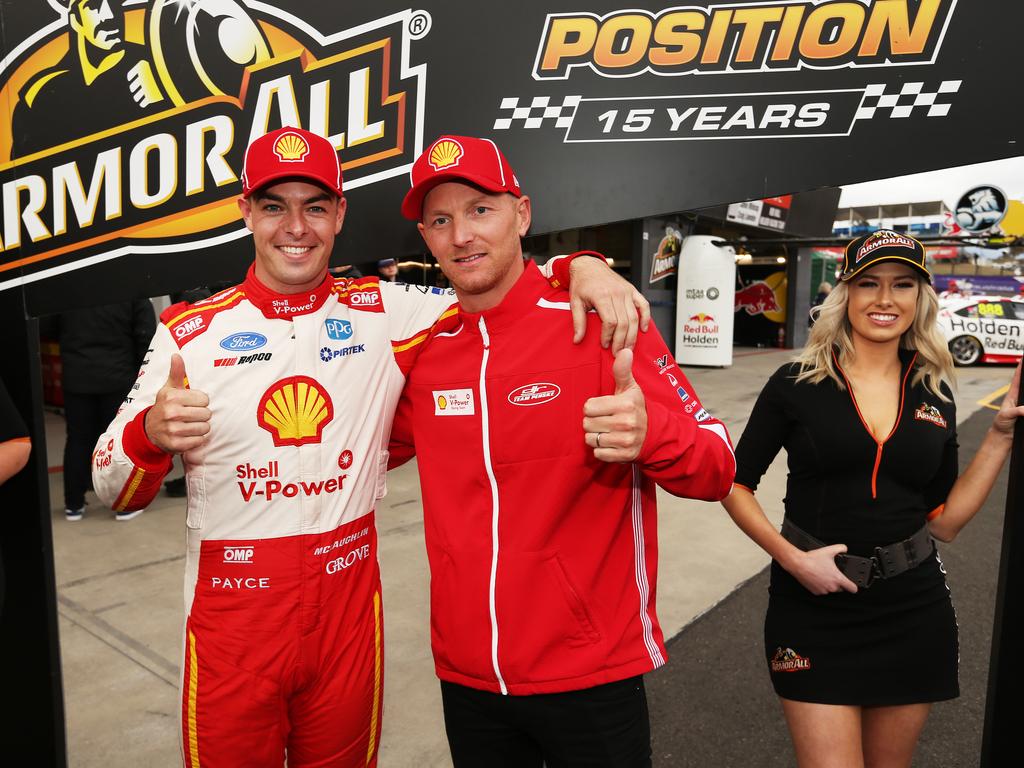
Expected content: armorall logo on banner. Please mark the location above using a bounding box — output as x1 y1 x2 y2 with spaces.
0 1 426 290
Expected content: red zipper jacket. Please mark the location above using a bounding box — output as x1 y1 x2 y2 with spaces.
389 262 735 695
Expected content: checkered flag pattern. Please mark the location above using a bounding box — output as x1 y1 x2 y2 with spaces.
855 81 961 120
493 96 581 130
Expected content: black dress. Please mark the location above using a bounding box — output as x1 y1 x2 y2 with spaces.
734 350 960 705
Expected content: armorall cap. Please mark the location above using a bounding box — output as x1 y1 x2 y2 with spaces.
402 135 522 220
840 229 930 282
241 127 343 198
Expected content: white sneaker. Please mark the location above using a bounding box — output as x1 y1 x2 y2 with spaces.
115 509 144 522
65 507 84 522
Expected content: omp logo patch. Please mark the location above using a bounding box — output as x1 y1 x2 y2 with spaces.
914 403 948 429
223 546 254 565
770 647 811 673
434 389 474 415
258 376 333 447
507 383 560 406
174 317 204 339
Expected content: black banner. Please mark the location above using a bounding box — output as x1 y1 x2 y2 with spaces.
0 1 1020 314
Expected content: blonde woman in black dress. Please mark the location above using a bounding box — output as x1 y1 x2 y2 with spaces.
723 230 1024 768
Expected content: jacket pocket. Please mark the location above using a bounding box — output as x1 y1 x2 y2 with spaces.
375 449 389 499
185 473 205 529
496 551 602 684
428 547 495 683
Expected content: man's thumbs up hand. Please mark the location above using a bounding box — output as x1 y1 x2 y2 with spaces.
582 348 648 463
144 354 211 455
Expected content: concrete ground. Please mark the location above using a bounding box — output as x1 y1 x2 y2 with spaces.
44 349 1014 766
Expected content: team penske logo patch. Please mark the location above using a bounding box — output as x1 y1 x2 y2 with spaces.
507 383 560 406
434 389 474 415
914 403 948 429
274 131 310 162
257 376 333 447
855 230 916 263
770 647 811 673
428 138 464 170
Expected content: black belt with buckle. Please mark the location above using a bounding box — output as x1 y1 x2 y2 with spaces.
780 518 935 589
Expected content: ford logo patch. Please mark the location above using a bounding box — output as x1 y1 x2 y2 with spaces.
219 332 268 351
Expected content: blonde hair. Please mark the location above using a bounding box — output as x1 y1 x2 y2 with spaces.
796 278 955 400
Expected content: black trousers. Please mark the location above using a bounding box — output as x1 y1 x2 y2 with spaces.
62 391 123 510
440 676 652 768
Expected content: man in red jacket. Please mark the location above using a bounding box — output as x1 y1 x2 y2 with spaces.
390 135 737 767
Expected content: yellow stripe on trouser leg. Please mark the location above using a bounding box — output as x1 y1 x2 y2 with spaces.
366 591 382 764
188 629 201 768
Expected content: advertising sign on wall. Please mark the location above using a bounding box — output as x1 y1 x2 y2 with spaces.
675 235 735 366
0 1 1020 317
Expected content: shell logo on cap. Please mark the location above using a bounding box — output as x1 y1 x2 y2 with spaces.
258 376 334 447
428 138 463 171
274 132 310 162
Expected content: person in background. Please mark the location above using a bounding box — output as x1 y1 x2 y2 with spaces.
722 229 1024 768
389 134 736 767
377 257 399 282
1 375 32 615
809 281 832 326
57 299 155 521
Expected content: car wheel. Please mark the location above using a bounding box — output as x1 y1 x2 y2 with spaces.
949 335 983 366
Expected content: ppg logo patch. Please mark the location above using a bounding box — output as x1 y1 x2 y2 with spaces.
325 319 354 341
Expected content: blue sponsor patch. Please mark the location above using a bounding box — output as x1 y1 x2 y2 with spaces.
675 386 690 403
325 318 354 341
219 332 267 351
320 344 366 362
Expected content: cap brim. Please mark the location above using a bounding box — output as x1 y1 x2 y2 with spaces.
243 170 342 198
840 256 931 283
401 169 515 220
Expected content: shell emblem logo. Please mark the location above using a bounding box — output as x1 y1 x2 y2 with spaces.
436 395 448 410
274 132 310 162
257 376 334 447
428 139 463 171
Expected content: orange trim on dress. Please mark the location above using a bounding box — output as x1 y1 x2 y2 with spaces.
833 351 917 500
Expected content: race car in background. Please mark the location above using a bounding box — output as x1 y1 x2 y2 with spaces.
936 296 1024 365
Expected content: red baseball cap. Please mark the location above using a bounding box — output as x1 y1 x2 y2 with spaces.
241 127 343 198
401 135 522 220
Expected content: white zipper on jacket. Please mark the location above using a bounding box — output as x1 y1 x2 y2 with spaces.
478 316 508 695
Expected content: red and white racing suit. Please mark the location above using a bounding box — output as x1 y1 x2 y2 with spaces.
92 258 577 767
91 267 455 766
389 261 736 696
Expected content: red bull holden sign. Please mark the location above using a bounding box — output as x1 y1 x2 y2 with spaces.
0 1 1019 315
675 236 735 366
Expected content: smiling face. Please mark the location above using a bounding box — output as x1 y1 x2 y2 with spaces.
238 180 346 294
846 262 921 348
418 181 531 312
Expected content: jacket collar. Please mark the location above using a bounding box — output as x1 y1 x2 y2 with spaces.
457 260 548 335
243 264 334 319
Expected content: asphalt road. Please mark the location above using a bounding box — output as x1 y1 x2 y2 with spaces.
648 407 1008 768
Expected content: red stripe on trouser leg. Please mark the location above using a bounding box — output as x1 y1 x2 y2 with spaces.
285 582 384 767
181 619 288 767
